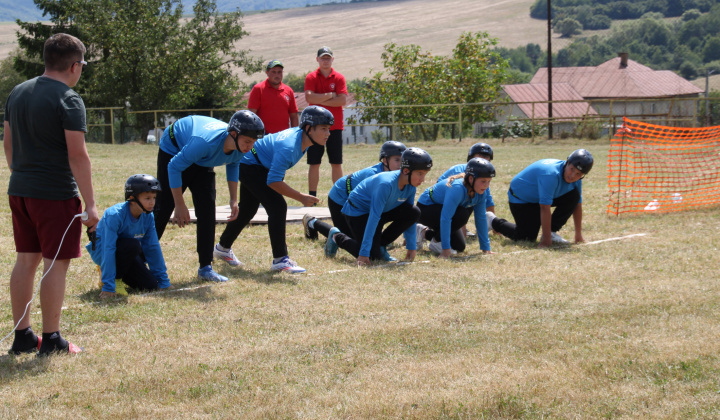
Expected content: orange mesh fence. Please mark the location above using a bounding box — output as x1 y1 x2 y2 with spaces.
607 117 720 215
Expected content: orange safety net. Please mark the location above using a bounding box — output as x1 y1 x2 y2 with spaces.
607 117 720 215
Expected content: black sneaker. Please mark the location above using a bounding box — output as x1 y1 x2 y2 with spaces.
9 336 41 355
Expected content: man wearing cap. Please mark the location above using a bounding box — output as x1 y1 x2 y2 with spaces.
304 46 348 198
248 59 299 134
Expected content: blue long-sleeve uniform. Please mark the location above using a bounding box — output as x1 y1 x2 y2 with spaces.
328 162 384 205
438 163 495 208
86 202 170 293
241 127 306 184
508 159 582 205
418 178 491 252
342 170 418 257
159 116 244 189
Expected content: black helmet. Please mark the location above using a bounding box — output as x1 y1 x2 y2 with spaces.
567 149 594 174
300 105 334 129
401 147 433 172
125 174 161 214
467 142 493 161
228 110 264 140
379 141 407 161
465 157 496 179
125 174 161 201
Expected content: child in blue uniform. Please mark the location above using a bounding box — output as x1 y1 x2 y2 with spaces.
490 149 594 248
438 142 496 216
324 147 433 266
302 141 406 243
87 175 171 299
416 158 495 258
154 111 264 282
215 106 334 274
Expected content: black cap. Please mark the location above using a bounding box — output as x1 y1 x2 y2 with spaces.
317 46 333 57
266 59 283 70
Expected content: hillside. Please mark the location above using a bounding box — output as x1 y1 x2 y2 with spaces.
0 0 346 22
233 0 562 84
0 0 561 85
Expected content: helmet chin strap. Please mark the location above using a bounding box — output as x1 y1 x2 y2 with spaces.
131 198 154 214
467 176 477 197
231 131 240 152
304 127 322 147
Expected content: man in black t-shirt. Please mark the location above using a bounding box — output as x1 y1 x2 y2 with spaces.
4 33 98 356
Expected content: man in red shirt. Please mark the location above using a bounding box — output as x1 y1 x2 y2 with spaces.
304 46 348 198
248 59 299 134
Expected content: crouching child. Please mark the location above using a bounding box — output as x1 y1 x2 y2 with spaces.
87 174 171 299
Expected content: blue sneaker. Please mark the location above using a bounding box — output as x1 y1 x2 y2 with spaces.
198 265 228 282
271 256 306 274
379 246 397 262
325 227 340 257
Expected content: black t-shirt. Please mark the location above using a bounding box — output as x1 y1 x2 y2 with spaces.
5 76 87 200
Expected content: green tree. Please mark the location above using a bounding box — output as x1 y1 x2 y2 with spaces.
15 0 263 134
554 18 582 38
0 51 27 111
353 32 509 141
703 36 720 61
282 72 310 94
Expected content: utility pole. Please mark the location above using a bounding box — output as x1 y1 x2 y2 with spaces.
547 0 553 139
706 69 715 126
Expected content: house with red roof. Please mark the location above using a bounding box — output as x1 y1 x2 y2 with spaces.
495 82 597 134
496 53 703 135
529 53 703 124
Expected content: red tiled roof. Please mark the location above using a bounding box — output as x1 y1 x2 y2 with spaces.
530 58 703 99
501 83 597 119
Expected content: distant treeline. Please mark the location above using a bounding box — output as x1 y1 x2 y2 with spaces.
499 4 720 82
530 0 720 30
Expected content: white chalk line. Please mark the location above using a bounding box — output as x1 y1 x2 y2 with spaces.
33 233 647 314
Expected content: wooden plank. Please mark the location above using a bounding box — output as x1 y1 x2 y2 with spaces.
178 205 332 224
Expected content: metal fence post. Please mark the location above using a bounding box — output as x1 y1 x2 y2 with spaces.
154 111 159 142
458 104 463 142
110 108 115 144
391 106 396 140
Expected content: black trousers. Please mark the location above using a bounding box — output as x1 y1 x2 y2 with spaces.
115 237 159 291
334 201 420 259
417 203 473 252
219 164 288 259
492 188 579 242
313 197 351 239
154 149 217 268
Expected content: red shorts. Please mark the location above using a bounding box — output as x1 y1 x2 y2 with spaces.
9 195 83 259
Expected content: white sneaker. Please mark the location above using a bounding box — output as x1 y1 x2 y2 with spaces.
213 244 244 267
550 232 570 244
486 211 496 232
428 239 457 255
416 223 427 250
271 256 306 274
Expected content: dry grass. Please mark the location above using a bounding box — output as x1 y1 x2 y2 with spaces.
1 137 720 418
0 0 575 84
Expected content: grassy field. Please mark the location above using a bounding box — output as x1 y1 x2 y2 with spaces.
1 137 720 418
